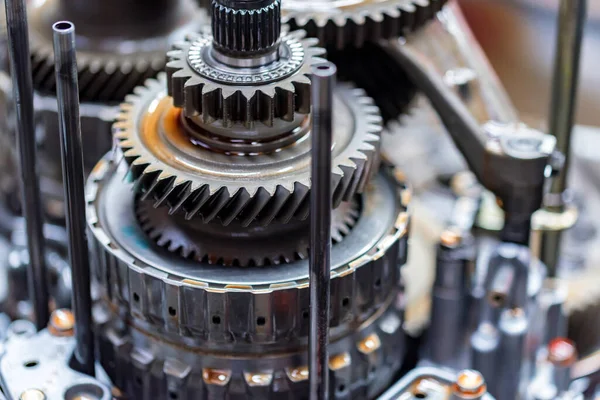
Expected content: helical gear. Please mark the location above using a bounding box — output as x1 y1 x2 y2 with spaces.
135 197 359 266
282 0 449 49
166 29 326 126
115 75 382 226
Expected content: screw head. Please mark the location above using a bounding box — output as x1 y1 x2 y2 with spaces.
548 338 577 366
48 308 75 337
20 389 46 400
452 370 487 398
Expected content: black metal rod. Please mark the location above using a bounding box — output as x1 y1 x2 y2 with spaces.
549 0 587 196
4 0 50 330
53 21 95 377
309 62 335 400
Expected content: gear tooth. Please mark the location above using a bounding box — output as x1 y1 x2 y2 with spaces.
277 181 310 224
240 188 271 227
203 188 232 223
256 185 291 226
184 185 212 220
220 188 251 226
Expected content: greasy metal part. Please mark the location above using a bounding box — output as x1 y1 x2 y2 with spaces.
52 21 94 377
309 62 335 400
166 30 326 126
4 0 50 331
539 0 587 277
116 76 382 226
548 0 587 196
380 40 555 245
135 198 359 266
95 297 406 399
426 229 474 366
378 366 495 400
537 279 568 346
496 308 528 400
282 0 449 49
0 326 111 400
87 157 408 346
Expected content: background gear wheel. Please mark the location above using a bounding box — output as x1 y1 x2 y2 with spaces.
115 75 382 226
136 197 359 266
166 29 326 126
282 0 449 49
24 0 205 103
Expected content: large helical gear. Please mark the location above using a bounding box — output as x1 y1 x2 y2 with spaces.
166 29 326 126
115 75 382 226
24 0 206 102
282 0 449 49
135 197 359 266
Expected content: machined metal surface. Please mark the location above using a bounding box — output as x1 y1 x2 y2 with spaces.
0 323 110 400
87 156 408 347
166 29 325 126
4 0 50 331
53 20 94 376
282 0 449 49
136 195 359 266
116 75 382 226
96 296 406 399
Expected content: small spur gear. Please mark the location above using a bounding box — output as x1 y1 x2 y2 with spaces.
136 197 359 266
166 29 326 126
115 75 382 226
282 0 448 49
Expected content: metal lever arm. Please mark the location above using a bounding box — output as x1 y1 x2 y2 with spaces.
380 41 556 245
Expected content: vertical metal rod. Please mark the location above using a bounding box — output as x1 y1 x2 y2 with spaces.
4 0 50 330
309 62 336 400
541 0 587 276
53 21 95 376
548 0 587 195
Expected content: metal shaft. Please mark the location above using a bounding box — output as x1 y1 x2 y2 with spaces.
4 0 50 330
309 62 336 400
53 21 95 377
549 0 587 196
540 0 587 276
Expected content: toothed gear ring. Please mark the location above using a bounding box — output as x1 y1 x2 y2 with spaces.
115 75 382 226
135 197 359 266
166 29 326 125
282 0 448 49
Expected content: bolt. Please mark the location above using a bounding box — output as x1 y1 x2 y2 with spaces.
548 337 577 367
19 389 46 400
452 369 487 399
48 308 75 337
440 229 462 248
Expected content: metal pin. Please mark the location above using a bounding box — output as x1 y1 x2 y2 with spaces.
53 21 95 376
542 0 587 276
309 62 336 400
4 0 50 330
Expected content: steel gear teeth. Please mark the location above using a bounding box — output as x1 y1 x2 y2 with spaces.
282 0 448 49
135 197 359 267
166 29 326 126
114 75 382 226
7 0 207 103
86 157 409 344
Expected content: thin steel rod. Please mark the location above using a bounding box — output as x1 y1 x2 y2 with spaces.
541 0 587 277
4 0 50 330
53 21 95 376
309 62 336 400
549 0 586 195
